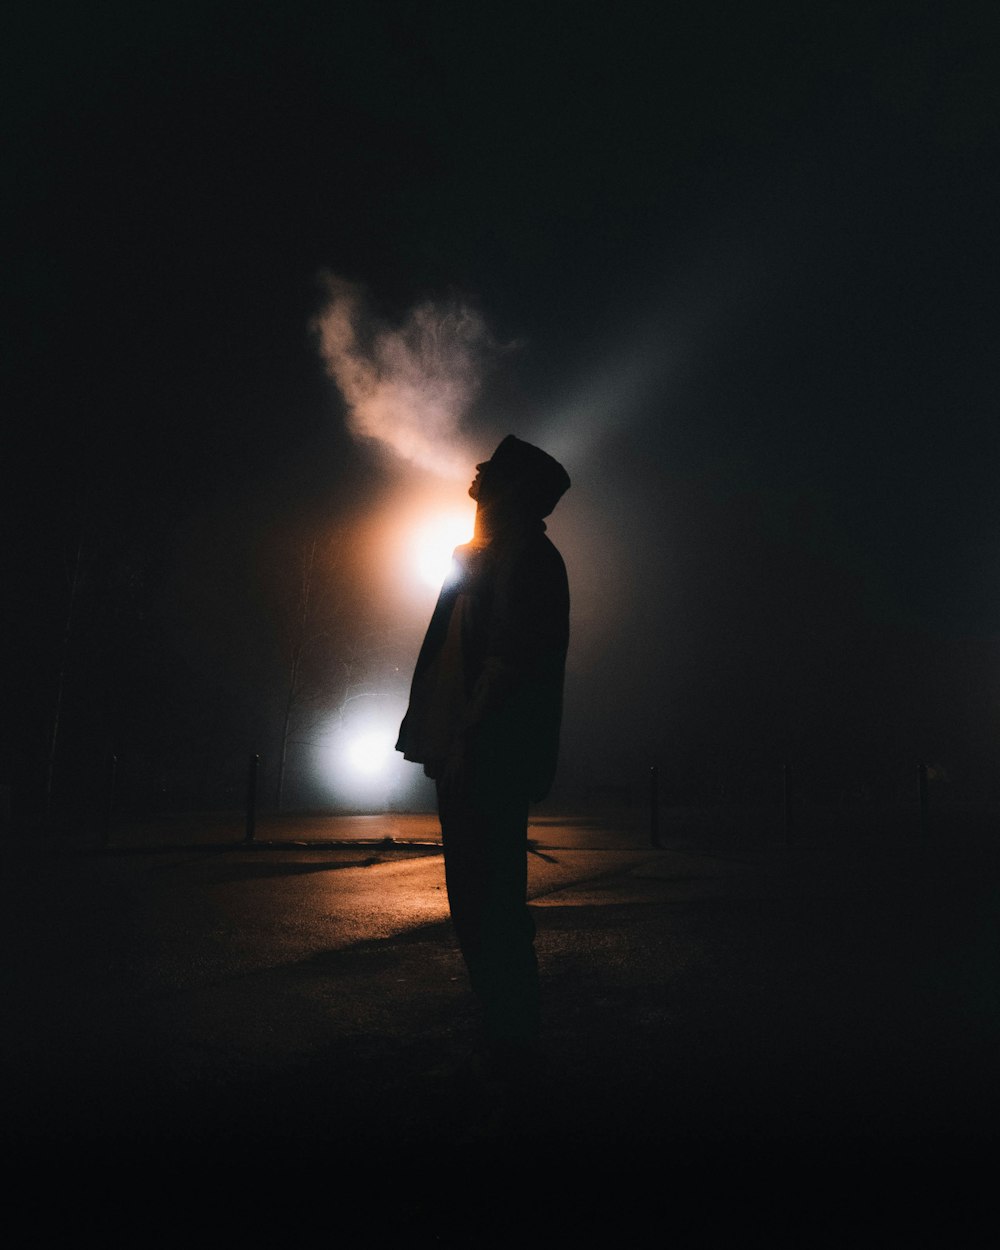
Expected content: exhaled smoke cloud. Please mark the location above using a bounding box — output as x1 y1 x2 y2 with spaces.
313 273 503 479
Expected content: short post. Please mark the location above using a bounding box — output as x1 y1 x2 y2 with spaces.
102 752 117 847
918 762 929 846
245 752 259 844
650 765 660 847
782 762 791 845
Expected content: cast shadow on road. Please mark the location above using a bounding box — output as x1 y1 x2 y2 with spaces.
220 857 376 879
192 855 439 882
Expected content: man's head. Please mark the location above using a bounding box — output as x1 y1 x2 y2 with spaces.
469 435 571 519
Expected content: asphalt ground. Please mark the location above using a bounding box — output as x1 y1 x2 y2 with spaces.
3 808 1000 1235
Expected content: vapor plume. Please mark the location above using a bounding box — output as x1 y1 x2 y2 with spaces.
313 274 503 479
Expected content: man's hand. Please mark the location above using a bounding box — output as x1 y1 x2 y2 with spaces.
438 741 468 796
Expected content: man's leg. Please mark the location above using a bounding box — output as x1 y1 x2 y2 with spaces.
437 776 539 1051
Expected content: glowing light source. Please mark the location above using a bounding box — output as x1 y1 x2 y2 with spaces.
411 510 474 590
313 696 433 812
346 728 394 777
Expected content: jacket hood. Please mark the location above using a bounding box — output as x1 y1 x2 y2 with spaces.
481 435 571 519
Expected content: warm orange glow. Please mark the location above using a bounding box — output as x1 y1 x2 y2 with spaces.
373 485 476 606
410 509 474 589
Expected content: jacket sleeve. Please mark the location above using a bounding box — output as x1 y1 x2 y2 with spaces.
461 537 569 794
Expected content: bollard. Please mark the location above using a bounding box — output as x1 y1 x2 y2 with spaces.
245 752 259 844
650 765 660 848
918 762 929 845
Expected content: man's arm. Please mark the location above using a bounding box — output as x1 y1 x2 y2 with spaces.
461 536 569 742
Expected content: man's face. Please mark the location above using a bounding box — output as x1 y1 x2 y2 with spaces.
468 460 490 502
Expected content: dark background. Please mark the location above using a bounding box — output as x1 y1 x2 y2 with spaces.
5 1 1000 821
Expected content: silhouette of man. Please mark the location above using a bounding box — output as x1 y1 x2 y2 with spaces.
396 435 570 1070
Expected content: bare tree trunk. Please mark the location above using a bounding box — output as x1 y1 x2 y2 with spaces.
275 539 316 812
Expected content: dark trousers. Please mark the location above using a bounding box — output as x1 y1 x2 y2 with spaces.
436 770 539 1047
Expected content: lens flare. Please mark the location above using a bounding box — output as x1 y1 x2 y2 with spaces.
412 510 474 590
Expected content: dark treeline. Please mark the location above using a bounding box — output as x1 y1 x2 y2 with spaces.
6 446 411 826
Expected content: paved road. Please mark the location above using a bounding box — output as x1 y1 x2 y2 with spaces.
5 808 1000 1230
2 813 665 1140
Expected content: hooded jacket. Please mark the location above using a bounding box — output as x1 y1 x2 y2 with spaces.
396 437 570 802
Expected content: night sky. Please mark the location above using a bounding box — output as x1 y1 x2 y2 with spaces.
6 2 1000 817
